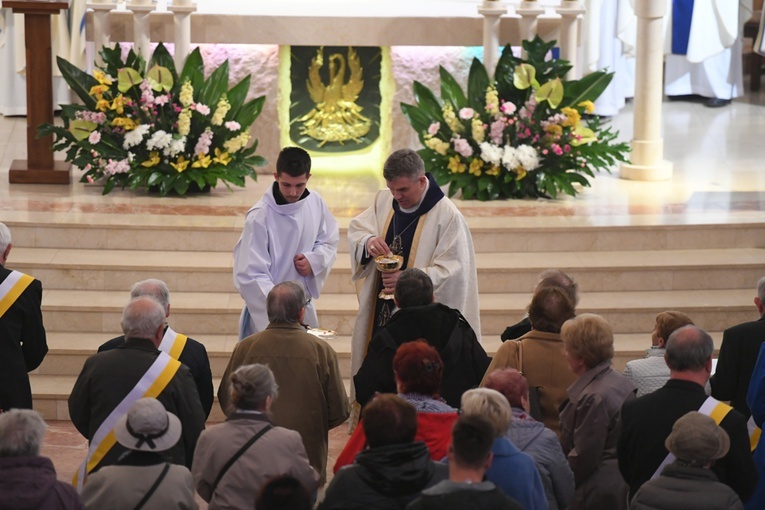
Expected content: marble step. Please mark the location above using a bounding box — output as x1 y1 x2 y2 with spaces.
9 247 765 294
7 216 765 253
38 288 757 336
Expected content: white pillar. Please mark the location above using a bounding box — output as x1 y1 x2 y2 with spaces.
619 0 673 181
478 0 507 79
516 0 544 54
87 0 116 67
126 0 155 65
168 0 196 69
557 0 585 79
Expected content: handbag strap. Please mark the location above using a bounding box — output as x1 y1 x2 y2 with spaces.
210 424 273 496
516 340 523 374
134 462 171 510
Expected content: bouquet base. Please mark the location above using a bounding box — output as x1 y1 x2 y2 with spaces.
149 182 212 195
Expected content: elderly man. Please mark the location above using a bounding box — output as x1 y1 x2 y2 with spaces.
0 222 47 412
354 268 489 408
712 276 765 418
0 409 82 509
348 149 480 401
234 146 339 339
618 325 757 504
501 269 578 342
68 296 205 488
218 281 349 484
98 279 214 417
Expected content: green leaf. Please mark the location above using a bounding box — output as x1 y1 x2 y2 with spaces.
233 96 266 129
103 176 117 195
466 58 490 111
57 57 99 108
413 81 443 121
563 71 614 107
198 60 230 106
178 47 205 94
227 75 252 115
535 77 564 108
439 66 467 110
173 178 190 195
400 103 432 137
147 171 164 187
147 65 174 92
514 64 538 90
147 43 178 81
118 68 144 93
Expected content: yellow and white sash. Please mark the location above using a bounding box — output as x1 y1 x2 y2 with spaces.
73 351 181 492
651 396 733 479
158 326 187 360
748 416 762 452
0 270 34 318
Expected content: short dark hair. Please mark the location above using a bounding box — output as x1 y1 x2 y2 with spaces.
362 394 417 448
665 325 714 371
266 282 305 324
393 340 443 396
383 149 425 181
528 286 575 333
394 268 434 308
276 147 311 177
451 414 494 469
255 475 312 510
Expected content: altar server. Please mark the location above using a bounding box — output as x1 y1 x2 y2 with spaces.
233 146 339 339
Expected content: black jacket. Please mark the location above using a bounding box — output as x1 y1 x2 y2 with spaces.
618 379 757 503
0 265 47 411
711 316 765 418
320 442 448 510
405 481 523 510
353 303 490 408
99 332 214 417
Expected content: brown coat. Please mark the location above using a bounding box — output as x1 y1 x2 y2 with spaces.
218 323 349 483
482 330 577 435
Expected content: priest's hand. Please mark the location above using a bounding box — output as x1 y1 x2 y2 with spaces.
294 254 314 276
366 236 390 258
381 269 401 294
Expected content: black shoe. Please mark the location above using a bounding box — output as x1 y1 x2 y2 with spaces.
704 97 732 108
667 94 706 103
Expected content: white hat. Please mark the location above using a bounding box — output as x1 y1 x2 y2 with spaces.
113 398 182 452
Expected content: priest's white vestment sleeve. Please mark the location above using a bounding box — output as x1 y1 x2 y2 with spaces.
347 190 481 394
233 189 339 339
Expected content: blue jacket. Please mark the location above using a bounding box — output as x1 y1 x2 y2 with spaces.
745 341 765 510
485 437 547 510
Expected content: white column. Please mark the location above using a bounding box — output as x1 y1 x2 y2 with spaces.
477 0 507 79
126 0 155 65
516 0 544 54
168 0 196 69
557 0 585 79
87 0 116 67
619 0 673 181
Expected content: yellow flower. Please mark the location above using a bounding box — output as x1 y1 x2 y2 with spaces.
544 124 563 136
442 104 463 133
468 158 483 177
514 166 527 180
93 70 112 86
485 86 499 116
213 147 232 166
424 137 449 156
578 100 595 114
471 118 485 144
89 84 109 98
96 100 110 112
486 165 501 176
179 80 194 108
561 107 581 128
111 117 137 131
191 153 212 169
447 156 466 174
141 151 160 168
110 94 124 115
178 110 191 137
223 132 251 153
170 155 190 173
211 96 231 126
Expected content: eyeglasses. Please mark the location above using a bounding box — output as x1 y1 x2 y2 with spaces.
305 298 311 306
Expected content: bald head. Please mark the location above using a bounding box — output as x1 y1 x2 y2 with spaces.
266 282 305 324
121 296 166 344
665 325 714 373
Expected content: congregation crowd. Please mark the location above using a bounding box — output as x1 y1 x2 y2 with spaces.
1 147 765 510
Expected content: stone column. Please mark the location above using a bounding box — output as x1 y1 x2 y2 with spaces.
168 0 196 69
620 0 672 181
557 0 586 79
126 0 155 64
87 0 116 67
516 0 544 55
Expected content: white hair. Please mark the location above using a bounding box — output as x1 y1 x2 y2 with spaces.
0 409 46 457
121 296 166 339
0 223 11 254
131 279 170 309
758 277 765 303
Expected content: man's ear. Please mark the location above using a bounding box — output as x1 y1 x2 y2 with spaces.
2 243 11 263
484 451 494 471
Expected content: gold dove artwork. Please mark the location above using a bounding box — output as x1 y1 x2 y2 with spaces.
298 46 372 146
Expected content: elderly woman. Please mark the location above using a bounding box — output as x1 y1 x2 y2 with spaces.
461 388 546 510
559 314 636 510
192 364 319 509
335 340 458 472
484 368 575 510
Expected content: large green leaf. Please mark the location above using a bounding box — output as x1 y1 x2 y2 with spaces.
466 58 490 112
495 44 523 103
178 48 205 95
233 95 266 128
198 60 230 106
58 57 98 108
439 66 467 110
563 71 614 107
400 103 433 137
412 81 443 121
148 43 178 82
227 75 252 116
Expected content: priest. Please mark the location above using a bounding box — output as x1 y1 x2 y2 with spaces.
347 149 480 401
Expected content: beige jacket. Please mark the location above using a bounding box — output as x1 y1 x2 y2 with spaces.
482 330 577 435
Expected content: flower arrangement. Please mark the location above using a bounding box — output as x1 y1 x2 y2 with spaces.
39 43 266 195
401 37 630 200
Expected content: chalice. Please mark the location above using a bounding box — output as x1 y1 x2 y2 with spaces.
375 253 403 300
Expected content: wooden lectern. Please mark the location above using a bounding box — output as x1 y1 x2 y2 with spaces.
4 0 70 184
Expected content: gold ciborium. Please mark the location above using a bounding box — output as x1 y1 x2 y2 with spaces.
375 254 403 300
